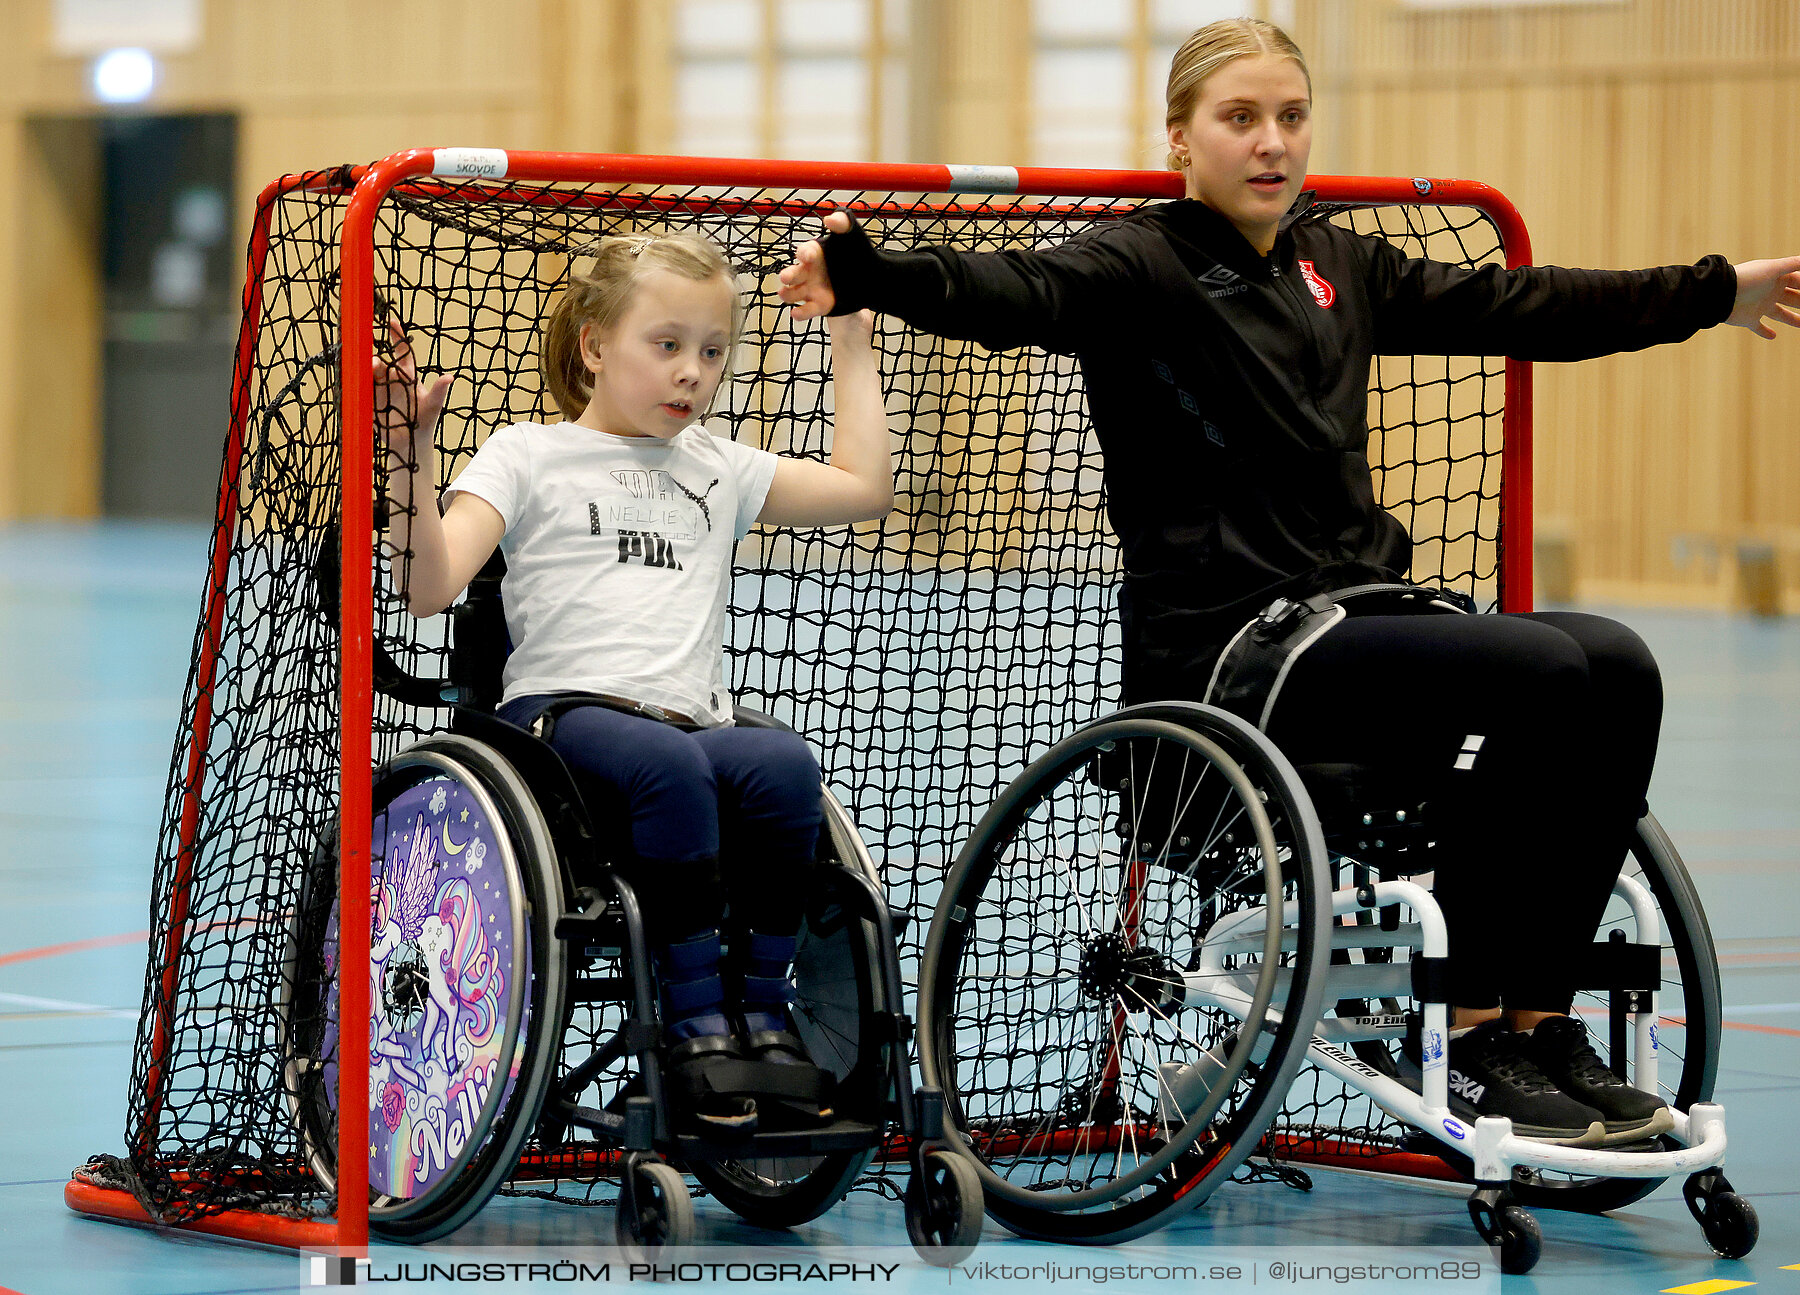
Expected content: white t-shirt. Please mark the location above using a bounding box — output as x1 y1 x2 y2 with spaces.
444 420 779 725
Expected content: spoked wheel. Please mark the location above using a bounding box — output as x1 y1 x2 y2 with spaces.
1508 812 1719 1214
616 1158 695 1254
688 790 889 1227
920 701 1331 1243
906 1148 984 1266
281 734 568 1241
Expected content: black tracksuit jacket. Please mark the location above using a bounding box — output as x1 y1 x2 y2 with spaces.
820 194 1736 701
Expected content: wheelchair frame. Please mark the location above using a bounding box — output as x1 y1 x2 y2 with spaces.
918 697 1759 1274
281 630 985 1255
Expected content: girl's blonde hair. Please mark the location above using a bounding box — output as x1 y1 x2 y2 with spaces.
541 232 741 422
1164 18 1311 170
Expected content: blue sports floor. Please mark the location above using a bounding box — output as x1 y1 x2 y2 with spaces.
1 520 1795 1294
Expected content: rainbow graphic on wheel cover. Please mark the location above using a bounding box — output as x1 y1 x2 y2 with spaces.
320 773 529 1201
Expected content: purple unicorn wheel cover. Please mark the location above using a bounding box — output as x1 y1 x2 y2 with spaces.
321 769 533 1204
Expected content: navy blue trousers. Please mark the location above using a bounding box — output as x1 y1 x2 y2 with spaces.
499 696 823 939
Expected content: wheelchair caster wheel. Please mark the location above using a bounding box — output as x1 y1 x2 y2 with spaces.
1699 1193 1759 1259
616 1159 694 1256
905 1149 982 1266
1493 1206 1542 1275
1469 1187 1540 1275
1685 1170 1758 1259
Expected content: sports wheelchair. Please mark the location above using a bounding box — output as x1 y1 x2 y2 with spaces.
280 550 982 1259
916 585 1757 1274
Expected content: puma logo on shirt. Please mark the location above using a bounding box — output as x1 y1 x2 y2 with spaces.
610 469 720 534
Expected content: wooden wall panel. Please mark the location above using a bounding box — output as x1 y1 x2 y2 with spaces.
2 0 1795 608
1300 0 1800 608
10 117 102 518
0 0 652 525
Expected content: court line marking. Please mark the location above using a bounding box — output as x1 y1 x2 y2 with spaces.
0 930 147 967
1726 1002 1800 1015
0 992 137 1019
1664 1013 1800 1039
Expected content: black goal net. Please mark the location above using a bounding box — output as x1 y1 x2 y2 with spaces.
76 157 1517 1227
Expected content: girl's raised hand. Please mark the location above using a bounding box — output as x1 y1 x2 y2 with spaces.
372 317 452 456
778 211 852 320
826 308 876 347
1727 255 1800 338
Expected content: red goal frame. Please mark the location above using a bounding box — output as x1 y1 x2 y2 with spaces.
66 150 1534 1251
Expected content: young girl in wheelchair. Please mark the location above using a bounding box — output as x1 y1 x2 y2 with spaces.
373 231 892 1133
779 19 1799 1150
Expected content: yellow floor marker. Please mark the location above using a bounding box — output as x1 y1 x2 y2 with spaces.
1662 1281 1756 1295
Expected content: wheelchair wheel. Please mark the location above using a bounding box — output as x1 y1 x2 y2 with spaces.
1508 811 1720 1214
688 787 890 1227
920 702 1332 1243
617 1158 695 1253
282 734 569 1240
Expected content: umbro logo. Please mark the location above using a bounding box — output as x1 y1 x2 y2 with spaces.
1198 263 1248 299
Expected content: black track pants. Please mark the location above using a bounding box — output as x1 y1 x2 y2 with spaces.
1261 611 1663 1012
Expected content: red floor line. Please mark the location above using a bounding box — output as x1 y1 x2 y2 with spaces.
0 931 148 968
1655 1012 1800 1039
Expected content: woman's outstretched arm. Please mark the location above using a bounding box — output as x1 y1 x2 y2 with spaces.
1366 239 1800 361
778 210 1141 356
1725 255 1800 338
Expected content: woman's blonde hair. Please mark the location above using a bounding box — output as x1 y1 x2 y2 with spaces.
1164 18 1311 170
541 231 741 421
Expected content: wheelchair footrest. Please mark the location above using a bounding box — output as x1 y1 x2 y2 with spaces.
670 1119 884 1159
558 1101 626 1139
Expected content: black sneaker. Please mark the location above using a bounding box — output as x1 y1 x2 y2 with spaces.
1399 1020 1607 1146
1521 1015 1674 1145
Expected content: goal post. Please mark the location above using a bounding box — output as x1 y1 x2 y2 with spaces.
66 149 1534 1249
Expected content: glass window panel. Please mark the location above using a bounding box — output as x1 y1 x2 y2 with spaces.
777 54 868 118
879 52 908 161
776 123 867 161
778 0 868 51
1033 47 1130 113
676 57 759 121
1146 38 1181 129
1034 0 1128 41
676 120 761 158
677 0 760 53
881 0 908 44
1031 122 1132 169
1151 0 1253 39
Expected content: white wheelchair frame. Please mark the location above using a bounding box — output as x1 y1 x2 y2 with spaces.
1185 868 1738 1270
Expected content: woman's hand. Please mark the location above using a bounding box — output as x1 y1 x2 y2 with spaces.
777 211 852 320
372 317 452 460
1727 256 1800 338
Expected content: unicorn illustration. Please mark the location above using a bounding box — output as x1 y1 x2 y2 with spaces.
420 881 504 1066
369 809 443 1086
